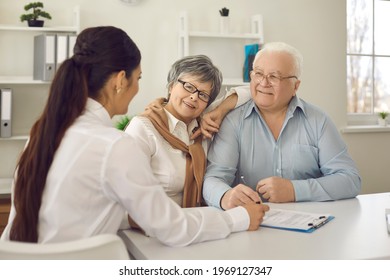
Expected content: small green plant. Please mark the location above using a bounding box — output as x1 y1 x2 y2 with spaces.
219 7 229 16
20 2 52 23
115 115 133 131
378 111 389 120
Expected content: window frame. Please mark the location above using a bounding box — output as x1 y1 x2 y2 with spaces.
346 0 390 126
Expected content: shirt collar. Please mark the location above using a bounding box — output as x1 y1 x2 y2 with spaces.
164 108 199 136
244 96 306 119
287 96 306 118
84 98 113 127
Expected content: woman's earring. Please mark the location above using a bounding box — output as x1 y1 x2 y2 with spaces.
116 87 122 94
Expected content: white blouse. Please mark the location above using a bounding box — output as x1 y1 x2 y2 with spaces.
125 112 197 206
1 98 249 246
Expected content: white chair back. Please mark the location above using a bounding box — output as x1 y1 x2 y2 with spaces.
0 234 130 260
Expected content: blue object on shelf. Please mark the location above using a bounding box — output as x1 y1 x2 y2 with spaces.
243 43 260 82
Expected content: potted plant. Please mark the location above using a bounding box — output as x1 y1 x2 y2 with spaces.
378 111 389 126
20 2 52 27
115 115 133 131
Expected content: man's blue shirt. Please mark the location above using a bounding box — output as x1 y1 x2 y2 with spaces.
203 96 361 209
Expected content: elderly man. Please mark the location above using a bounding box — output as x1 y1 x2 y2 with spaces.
203 42 361 210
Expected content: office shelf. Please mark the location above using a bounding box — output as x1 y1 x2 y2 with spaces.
0 178 12 195
188 31 262 40
0 135 29 141
179 11 263 89
0 7 80 186
0 76 51 84
0 24 78 33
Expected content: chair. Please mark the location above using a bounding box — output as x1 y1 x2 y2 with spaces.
0 234 130 260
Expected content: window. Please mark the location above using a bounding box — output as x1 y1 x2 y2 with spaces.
347 0 390 125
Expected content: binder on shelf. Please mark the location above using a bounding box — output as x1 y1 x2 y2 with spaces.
0 88 12 138
33 34 56 81
67 34 77 57
55 34 69 71
261 208 334 233
243 43 260 82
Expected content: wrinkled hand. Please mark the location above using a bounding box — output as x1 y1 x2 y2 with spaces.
256 176 295 203
192 93 238 140
243 203 270 231
191 109 223 140
221 184 262 210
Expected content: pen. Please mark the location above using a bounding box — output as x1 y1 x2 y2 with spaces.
240 175 263 204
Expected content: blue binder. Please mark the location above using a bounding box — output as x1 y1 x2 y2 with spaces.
243 43 260 82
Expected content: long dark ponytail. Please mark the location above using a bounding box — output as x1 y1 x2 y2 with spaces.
10 26 141 242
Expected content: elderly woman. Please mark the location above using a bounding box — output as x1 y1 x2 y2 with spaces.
125 55 251 208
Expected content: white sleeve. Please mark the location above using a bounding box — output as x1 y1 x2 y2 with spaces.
204 85 251 114
228 85 251 107
102 134 250 247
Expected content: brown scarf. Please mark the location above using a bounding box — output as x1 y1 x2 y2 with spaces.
141 98 206 207
127 98 206 230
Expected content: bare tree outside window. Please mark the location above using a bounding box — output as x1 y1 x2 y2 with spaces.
347 0 390 118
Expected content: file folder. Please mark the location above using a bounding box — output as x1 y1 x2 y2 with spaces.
33 34 56 81
67 34 77 57
0 88 12 138
56 34 69 71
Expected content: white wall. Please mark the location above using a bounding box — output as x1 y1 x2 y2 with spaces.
1 0 389 194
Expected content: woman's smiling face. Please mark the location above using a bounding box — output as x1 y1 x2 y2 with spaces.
164 75 212 124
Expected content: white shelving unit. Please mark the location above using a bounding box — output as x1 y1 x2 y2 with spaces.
0 25 79 32
178 11 264 88
0 6 80 195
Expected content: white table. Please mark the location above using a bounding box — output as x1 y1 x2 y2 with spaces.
118 192 390 260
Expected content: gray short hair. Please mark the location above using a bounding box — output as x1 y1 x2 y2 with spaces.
253 42 303 78
167 55 223 105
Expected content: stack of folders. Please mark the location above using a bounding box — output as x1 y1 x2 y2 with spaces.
33 33 77 81
261 208 334 233
0 88 12 138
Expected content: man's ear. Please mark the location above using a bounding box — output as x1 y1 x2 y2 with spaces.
293 79 301 95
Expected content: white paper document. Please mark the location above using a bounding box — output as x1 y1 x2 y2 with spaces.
261 208 334 233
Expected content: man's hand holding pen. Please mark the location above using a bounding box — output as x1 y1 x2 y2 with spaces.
220 175 296 210
220 176 270 230
221 184 262 210
220 176 262 210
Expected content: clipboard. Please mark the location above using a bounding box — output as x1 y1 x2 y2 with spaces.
261 208 335 233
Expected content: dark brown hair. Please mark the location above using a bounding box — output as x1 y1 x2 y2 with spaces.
10 26 141 242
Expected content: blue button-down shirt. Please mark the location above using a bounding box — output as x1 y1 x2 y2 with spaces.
203 96 361 209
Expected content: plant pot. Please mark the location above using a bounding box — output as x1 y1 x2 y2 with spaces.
378 118 387 126
219 16 229 34
27 20 44 27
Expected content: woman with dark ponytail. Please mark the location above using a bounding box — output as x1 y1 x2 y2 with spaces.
1 26 267 246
